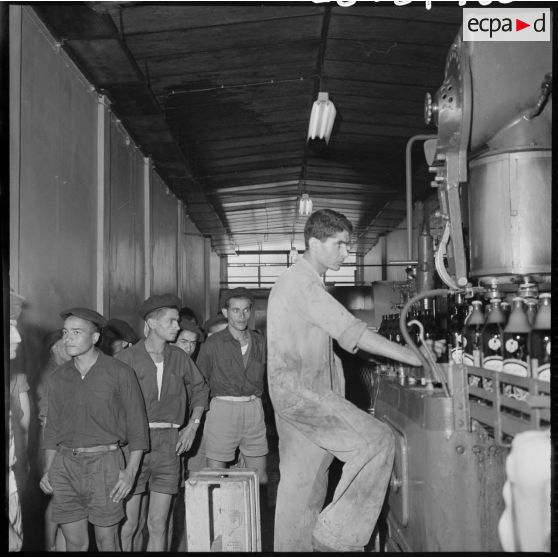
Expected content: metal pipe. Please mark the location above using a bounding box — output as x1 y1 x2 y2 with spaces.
524 72 552 120
405 134 437 261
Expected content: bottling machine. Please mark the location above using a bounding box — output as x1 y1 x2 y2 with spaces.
369 27 552 552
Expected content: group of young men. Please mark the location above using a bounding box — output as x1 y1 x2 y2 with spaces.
12 209 424 552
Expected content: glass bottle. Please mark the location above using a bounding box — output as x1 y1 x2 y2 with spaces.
525 299 538 326
530 293 551 381
378 315 387 338
500 300 511 326
502 297 531 377
481 298 505 372
462 300 484 367
447 293 468 364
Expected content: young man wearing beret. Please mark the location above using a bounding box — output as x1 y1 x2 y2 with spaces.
116 294 209 552
267 209 424 552
40 307 149 552
196 288 268 485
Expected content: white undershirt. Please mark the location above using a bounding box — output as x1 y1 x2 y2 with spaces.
241 342 248 355
156 361 164 400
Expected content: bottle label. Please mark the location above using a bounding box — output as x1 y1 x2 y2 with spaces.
538 363 550 382
483 355 503 371
502 358 528 377
488 337 502 351
462 352 474 366
505 338 519 354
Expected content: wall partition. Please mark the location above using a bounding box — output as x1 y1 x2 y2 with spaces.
9 5 217 378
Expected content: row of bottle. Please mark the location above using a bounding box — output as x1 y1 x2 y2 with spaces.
378 292 551 381
378 307 439 350
450 293 550 381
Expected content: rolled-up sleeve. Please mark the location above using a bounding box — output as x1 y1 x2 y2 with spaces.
293 275 367 350
184 359 210 411
119 367 149 452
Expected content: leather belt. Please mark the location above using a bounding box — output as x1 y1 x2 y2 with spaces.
59 444 119 456
215 395 258 402
149 422 180 429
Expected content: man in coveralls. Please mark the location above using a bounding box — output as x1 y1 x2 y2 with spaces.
40 307 149 552
267 209 424 552
116 294 209 551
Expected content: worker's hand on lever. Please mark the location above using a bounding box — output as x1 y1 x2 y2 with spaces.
357 329 447 367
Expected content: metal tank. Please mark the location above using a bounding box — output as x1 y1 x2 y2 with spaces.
424 30 552 287
468 149 551 280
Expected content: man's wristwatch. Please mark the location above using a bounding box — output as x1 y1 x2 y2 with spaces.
192 418 201 425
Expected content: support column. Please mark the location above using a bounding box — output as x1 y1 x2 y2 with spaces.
204 238 211 320
143 157 151 298
95 94 110 314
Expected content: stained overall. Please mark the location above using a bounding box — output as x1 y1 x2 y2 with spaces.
267 258 395 552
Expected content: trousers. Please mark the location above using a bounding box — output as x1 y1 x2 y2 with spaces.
273 389 394 552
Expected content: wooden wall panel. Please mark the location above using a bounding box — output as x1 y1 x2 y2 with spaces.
150 170 179 295
15 8 98 335
106 117 145 332
180 214 206 323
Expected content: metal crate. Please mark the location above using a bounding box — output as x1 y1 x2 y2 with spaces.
465 365 550 445
185 468 261 552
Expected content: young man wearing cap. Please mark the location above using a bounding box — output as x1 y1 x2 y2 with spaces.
39 307 149 552
196 288 268 485
116 294 209 552
100 318 139 356
267 209 425 552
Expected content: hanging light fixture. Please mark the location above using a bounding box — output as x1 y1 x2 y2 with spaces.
307 92 336 144
298 193 313 216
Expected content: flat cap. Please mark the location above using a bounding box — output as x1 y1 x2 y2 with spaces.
10 288 25 320
107 318 139 344
179 319 203 337
139 293 181 319
220 287 255 307
60 307 107 329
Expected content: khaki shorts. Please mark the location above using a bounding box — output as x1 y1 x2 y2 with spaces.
50 447 124 527
205 397 268 462
133 428 181 495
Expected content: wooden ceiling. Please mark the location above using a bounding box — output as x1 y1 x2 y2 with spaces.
34 2 463 255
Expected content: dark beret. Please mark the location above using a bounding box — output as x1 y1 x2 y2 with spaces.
139 294 181 319
220 287 255 307
203 314 228 332
179 319 203 337
59 307 108 329
10 288 25 320
107 318 139 344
